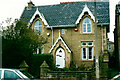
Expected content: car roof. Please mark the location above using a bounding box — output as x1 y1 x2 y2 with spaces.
112 74 120 80
0 68 22 71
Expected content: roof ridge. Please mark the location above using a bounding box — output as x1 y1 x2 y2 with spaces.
21 2 110 26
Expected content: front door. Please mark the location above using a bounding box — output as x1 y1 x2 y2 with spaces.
56 48 65 68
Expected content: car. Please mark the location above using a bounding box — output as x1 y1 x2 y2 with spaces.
0 68 34 80
111 74 120 80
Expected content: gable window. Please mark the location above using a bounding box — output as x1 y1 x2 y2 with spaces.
61 29 65 34
82 17 91 33
82 42 93 60
34 20 42 34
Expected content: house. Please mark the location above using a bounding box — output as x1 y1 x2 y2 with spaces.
20 1 110 68
114 2 120 71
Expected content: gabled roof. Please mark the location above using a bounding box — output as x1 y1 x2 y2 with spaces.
29 8 48 25
20 2 110 27
49 32 71 53
75 4 95 24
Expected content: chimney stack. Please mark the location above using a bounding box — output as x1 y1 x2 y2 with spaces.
28 1 34 8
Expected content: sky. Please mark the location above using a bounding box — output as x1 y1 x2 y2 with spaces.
0 0 120 42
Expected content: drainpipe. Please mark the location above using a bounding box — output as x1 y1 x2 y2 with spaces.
101 25 104 54
51 27 54 45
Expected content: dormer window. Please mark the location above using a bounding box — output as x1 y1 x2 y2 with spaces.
34 20 42 34
82 17 91 33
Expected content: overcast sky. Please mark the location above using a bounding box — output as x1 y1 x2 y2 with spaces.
0 0 120 42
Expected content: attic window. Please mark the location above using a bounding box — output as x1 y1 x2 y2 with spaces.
34 20 42 34
82 17 91 33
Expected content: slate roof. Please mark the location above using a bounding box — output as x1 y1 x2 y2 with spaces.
20 2 110 27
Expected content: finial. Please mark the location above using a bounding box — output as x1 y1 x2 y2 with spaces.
59 30 61 37
84 4 87 7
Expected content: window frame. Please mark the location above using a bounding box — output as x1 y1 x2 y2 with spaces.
81 42 93 60
82 17 92 33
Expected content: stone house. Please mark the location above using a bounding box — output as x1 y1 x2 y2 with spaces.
20 1 110 68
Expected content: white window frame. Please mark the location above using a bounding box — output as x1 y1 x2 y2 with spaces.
82 17 92 33
81 42 93 60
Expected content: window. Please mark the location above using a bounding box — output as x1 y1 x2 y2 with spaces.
39 48 43 54
4 70 20 79
34 20 42 34
33 48 43 54
61 29 65 34
82 17 91 33
108 45 111 50
82 47 87 60
82 42 93 60
88 47 93 60
88 42 93 46
82 42 86 46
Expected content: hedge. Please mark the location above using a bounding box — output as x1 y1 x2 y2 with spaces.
25 54 55 78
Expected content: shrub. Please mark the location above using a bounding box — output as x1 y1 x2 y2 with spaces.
25 54 54 78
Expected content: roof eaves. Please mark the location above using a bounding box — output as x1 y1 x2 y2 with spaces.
30 7 49 26
49 33 71 53
97 23 110 25
75 4 95 24
47 24 77 28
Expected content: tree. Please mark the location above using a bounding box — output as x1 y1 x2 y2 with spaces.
2 20 47 68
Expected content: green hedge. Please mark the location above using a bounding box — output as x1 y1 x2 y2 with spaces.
25 54 54 78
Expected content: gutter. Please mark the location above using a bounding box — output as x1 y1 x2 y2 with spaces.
97 23 110 25
47 24 77 28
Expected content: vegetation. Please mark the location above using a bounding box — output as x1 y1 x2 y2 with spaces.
28 54 54 78
2 20 47 68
